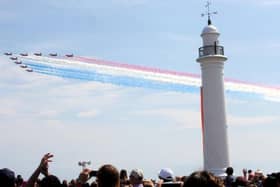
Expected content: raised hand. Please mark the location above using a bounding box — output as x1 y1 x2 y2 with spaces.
26 153 54 187
39 153 53 176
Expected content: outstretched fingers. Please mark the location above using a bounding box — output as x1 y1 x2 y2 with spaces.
39 153 54 174
41 153 53 164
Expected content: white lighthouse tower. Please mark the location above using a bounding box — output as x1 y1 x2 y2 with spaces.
197 2 229 176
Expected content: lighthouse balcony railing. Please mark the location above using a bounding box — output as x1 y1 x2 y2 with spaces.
199 45 224 57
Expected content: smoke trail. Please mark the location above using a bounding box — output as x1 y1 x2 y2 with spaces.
23 59 199 93
14 54 280 102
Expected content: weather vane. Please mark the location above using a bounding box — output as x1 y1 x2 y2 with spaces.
201 0 218 25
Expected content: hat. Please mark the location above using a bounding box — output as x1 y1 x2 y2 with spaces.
0 168 16 186
130 169 144 180
158 168 174 181
255 169 263 176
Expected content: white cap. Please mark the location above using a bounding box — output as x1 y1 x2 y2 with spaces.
158 168 174 181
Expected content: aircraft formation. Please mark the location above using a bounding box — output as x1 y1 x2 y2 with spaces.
4 52 74 73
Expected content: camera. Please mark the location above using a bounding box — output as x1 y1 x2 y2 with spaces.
89 170 98 177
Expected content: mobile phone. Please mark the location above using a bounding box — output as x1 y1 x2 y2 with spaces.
89 170 98 177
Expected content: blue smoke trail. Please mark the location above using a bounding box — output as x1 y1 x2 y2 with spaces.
25 61 199 93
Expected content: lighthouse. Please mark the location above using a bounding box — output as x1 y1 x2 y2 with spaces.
197 2 230 176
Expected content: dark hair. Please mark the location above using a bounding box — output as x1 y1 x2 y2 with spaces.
226 167 234 175
40 175 61 187
16 175 24 185
263 173 280 187
97 164 120 187
233 176 248 187
183 171 224 187
120 169 128 180
0 168 15 187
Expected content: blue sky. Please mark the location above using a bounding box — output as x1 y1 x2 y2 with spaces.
0 0 280 181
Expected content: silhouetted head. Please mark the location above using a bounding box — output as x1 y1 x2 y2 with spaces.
40 175 61 187
97 164 120 187
234 176 248 187
263 173 280 187
0 168 16 187
183 171 224 187
226 167 234 176
16 175 24 186
143 180 154 187
120 169 128 180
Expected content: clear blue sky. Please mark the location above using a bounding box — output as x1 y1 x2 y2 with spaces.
0 0 280 181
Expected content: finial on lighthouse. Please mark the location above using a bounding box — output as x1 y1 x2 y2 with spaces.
201 0 218 25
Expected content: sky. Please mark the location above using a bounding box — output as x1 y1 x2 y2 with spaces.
0 0 280 181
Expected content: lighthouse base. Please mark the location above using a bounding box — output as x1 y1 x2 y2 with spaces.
207 168 227 177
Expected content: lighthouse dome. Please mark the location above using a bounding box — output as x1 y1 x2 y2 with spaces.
201 24 219 35
200 23 220 46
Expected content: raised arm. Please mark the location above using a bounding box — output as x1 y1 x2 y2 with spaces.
25 153 53 187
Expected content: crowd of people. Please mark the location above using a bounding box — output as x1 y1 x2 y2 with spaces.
1 153 279 187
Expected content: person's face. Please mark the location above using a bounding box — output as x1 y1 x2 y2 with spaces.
129 175 138 185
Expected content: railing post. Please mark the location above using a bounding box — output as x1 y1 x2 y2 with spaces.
214 42 217 54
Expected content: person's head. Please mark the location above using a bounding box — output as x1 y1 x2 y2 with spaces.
97 164 120 187
183 171 224 187
254 169 263 178
15 175 24 186
129 169 144 185
263 173 280 187
233 176 248 187
248 170 254 181
0 168 16 187
158 168 174 182
120 169 128 180
78 168 91 184
62 180 68 187
143 180 154 187
226 167 234 176
69 179 76 187
40 175 61 187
